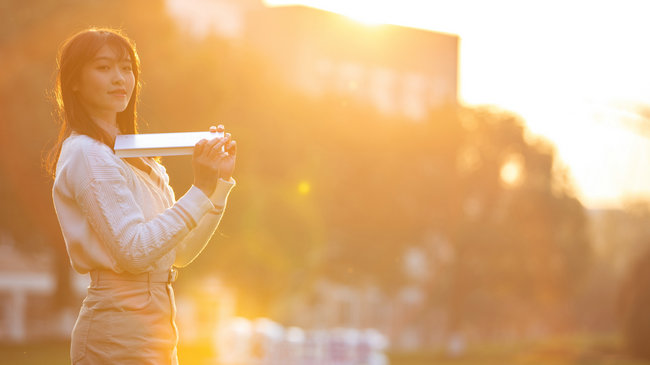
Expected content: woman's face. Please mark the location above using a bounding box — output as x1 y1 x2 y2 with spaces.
75 44 135 120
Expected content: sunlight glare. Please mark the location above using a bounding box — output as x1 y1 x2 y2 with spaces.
338 7 391 26
264 0 394 26
298 181 311 195
500 154 524 187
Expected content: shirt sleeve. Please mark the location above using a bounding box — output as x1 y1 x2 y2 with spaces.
174 177 236 268
64 142 214 274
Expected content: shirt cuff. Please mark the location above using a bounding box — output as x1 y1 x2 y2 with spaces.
176 185 215 227
209 177 236 208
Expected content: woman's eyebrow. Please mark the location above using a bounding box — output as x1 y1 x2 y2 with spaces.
91 56 132 62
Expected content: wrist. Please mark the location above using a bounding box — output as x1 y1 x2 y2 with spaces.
193 180 216 197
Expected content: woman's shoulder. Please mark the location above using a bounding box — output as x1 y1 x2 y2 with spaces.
58 133 121 172
61 133 114 158
56 133 125 182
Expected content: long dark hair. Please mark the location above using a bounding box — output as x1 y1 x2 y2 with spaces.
45 27 141 179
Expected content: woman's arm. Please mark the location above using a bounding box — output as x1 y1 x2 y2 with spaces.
62 139 214 273
174 127 238 267
174 177 236 267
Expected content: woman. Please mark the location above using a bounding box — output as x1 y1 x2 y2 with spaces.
46 28 236 364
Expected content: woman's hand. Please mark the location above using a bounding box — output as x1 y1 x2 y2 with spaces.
192 125 232 196
214 126 237 181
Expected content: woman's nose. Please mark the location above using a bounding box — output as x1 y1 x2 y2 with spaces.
112 67 126 84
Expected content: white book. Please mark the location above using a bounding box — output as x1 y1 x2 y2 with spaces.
114 131 224 157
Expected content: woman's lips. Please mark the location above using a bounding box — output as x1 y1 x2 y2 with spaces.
108 89 127 96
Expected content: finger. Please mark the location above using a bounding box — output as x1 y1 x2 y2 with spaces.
204 135 222 153
225 140 237 156
209 151 228 168
214 133 232 150
209 125 217 133
194 139 208 156
217 124 225 133
207 137 227 159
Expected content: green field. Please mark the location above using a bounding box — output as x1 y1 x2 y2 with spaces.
1 334 648 365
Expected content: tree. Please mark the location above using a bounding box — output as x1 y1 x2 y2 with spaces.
315 105 592 338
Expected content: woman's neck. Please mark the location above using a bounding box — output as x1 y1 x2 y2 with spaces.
91 115 120 141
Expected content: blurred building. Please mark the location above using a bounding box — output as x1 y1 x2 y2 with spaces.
166 0 459 120
284 278 445 350
245 5 458 120
280 242 453 350
166 0 263 38
0 234 85 342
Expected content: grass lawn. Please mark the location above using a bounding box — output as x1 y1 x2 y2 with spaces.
0 334 648 365
388 334 650 365
0 341 69 365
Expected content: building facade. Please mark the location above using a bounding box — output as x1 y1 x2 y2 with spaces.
167 0 459 120
244 5 458 120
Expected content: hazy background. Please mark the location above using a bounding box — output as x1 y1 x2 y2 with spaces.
1 0 650 364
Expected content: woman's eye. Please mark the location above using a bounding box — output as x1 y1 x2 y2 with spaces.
96 65 109 71
122 65 132 71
